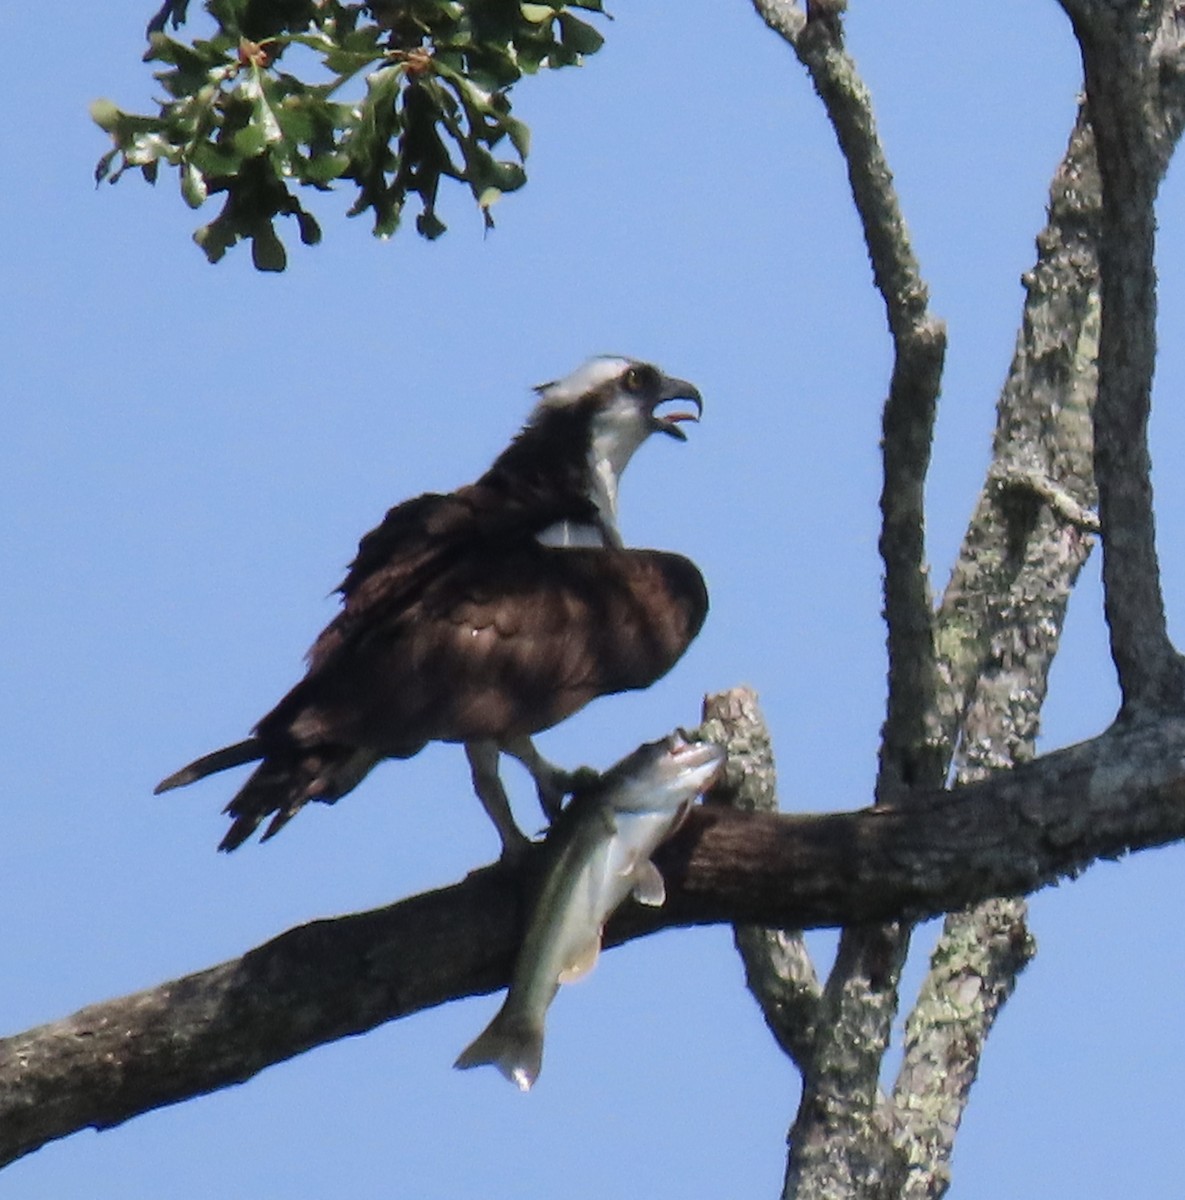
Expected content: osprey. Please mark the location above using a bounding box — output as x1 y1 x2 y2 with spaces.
156 356 708 857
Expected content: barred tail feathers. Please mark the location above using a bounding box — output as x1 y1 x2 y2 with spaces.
158 730 382 851
154 738 263 794
218 745 381 851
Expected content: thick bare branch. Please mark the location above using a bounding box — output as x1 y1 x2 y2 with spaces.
935 106 1101 751
748 7 947 1192
1058 0 1185 714
891 898 1035 1198
891 20 1185 1183
750 0 806 44
8 711 1185 1168
884 106 1104 1197
753 0 947 790
747 6 1185 1197
700 688 822 1071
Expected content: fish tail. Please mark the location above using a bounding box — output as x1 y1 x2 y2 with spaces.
454 1006 544 1092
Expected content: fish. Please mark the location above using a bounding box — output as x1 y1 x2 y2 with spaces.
454 730 726 1091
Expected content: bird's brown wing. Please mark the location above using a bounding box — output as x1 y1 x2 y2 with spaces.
309 490 475 670
259 545 707 754
434 546 708 727
310 479 597 671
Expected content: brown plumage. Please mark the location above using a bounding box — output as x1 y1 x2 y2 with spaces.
156 356 708 855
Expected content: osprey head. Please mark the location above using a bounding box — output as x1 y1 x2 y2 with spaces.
495 356 703 547
533 356 703 478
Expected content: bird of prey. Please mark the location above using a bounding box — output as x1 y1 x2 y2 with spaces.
155 356 708 858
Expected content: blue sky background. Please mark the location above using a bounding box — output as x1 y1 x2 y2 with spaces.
5 3 1185 1196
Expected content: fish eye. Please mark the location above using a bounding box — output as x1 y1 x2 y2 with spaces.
622 364 658 394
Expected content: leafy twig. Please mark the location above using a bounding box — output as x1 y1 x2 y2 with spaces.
94 1 606 268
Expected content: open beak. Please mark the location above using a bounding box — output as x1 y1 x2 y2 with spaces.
650 375 703 440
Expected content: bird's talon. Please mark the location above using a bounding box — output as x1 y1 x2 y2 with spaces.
535 766 600 821
565 766 602 793
537 790 565 823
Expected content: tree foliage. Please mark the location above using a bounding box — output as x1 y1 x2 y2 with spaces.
92 0 605 269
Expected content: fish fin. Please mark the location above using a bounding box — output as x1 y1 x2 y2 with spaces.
454 1005 544 1092
670 798 694 834
558 932 603 983
631 859 667 907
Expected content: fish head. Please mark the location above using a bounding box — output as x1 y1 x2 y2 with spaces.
600 730 726 815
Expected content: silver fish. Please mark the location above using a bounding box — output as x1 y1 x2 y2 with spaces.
454 730 726 1091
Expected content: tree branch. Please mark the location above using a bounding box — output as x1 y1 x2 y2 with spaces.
701 688 822 1072
1058 0 1185 714
747 6 947 1192
8 708 1185 1168
891 897 1035 1198
888 23 1185 1180
934 104 1101 752
754 0 947 791
746 5 1185 1196
883 103 1105 1198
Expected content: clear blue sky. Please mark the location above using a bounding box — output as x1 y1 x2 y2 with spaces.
5 3 1185 1196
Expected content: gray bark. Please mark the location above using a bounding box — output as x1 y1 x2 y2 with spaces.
702 687 822 1072
747 1 1185 1196
1061 0 1185 715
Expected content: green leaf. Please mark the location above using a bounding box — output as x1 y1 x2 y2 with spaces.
250 222 287 271
147 0 193 35
94 147 120 185
296 208 322 245
416 210 446 239
488 159 526 192
302 151 349 184
181 161 208 206
233 123 267 157
125 131 174 167
501 112 531 158
90 98 123 133
557 12 605 56
194 218 231 264
190 141 243 178
274 98 315 144
244 68 285 144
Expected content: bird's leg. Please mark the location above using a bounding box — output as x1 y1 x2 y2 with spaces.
501 736 600 822
464 740 531 863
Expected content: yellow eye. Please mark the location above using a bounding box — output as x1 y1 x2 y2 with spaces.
623 364 656 394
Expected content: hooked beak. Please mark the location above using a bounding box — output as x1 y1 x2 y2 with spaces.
650 374 703 441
